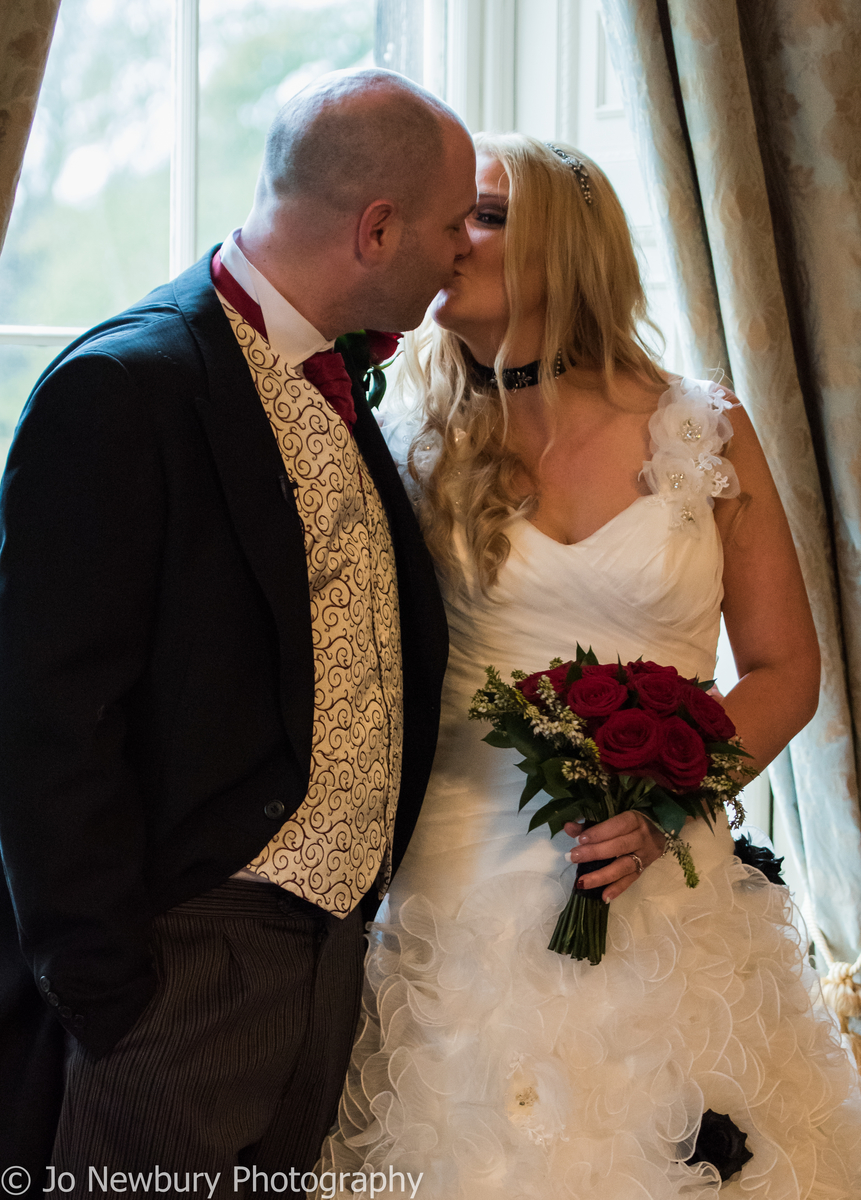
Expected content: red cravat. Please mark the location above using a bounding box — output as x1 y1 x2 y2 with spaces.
211 248 356 432
211 248 267 339
301 350 356 432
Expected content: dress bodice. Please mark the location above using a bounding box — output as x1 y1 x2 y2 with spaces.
448 494 724 687
381 376 740 915
392 374 739 688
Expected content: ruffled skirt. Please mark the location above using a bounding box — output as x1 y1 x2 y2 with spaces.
316 822 861 1198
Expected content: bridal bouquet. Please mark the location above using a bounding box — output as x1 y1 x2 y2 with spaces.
468 647 755 965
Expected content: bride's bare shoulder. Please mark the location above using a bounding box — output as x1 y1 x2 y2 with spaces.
610 368 670 417
559 366 669 416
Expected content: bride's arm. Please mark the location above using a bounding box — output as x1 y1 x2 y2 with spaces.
714 403 820 771
565 401 820 902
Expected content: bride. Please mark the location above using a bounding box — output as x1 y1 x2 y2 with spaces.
317 135 861 1197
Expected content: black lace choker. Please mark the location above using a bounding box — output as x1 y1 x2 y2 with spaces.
470 353 566 391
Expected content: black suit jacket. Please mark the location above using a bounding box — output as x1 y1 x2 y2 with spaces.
0 248 447 1171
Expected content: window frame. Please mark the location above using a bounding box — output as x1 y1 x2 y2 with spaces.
0 0 201 351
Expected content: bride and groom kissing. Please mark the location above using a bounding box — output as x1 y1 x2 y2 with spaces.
0 64 858 1200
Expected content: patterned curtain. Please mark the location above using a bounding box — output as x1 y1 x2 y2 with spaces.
600 0 861 964
0 0 61 255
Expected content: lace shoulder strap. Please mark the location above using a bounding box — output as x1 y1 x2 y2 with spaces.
640 376 740 532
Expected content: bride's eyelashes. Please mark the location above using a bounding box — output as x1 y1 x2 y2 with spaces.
471 206 507 227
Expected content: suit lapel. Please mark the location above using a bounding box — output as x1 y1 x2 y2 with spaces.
171 250 315 775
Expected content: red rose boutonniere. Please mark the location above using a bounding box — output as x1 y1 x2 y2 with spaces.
366 330 402 365
335 330 403 411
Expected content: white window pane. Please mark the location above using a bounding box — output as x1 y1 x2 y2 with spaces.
0 0 173 329
196 0 375 256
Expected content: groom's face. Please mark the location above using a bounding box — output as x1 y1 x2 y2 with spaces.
382 125 477 332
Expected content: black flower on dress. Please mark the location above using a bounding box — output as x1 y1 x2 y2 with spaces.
734 833 786 885
687 1109 754 1181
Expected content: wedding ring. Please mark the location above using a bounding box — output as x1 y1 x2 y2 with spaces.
629 853 644 875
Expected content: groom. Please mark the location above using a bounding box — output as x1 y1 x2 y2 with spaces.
0 69 475 1193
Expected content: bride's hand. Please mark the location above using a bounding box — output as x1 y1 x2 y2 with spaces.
563 813 667 902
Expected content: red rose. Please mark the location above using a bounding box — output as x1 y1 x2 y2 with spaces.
655 716 709 791
594 709 661 772
567 675 628 719
633 671 683 716
682 685 736 742
626 660 680 679
582 663 627 680
516 662 572 707
366 330 402 365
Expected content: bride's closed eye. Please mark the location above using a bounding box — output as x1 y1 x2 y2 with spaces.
470 206 507 227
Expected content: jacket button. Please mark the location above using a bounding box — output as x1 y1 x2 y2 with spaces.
58 1005 72 1019
39 976 51 993
264 801 285 820
46 992 59 1006
72 1014 85 1028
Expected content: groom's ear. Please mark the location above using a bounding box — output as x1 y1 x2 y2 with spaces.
356 199 403 264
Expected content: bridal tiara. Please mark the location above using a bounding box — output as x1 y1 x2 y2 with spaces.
545 143 594 206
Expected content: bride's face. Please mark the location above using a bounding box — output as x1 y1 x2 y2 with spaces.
430 154 544 363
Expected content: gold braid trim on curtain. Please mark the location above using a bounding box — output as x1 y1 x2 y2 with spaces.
0 0 62 255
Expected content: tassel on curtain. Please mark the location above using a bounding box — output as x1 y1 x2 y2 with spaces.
599 0 861 974
804 893 861 1071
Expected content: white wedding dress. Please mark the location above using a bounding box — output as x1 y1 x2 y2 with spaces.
317 379 861 1197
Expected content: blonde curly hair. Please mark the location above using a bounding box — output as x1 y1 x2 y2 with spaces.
401 132 663 590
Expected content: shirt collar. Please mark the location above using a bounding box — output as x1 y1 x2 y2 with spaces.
219 229 334 368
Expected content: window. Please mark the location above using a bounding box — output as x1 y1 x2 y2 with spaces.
0 0 375 464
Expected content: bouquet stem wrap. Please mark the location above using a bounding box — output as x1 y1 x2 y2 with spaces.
549 821 613 964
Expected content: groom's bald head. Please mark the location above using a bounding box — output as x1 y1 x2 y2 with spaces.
256 69 459 222
239 68 475 338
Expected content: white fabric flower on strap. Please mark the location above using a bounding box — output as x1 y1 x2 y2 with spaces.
640 377 740 533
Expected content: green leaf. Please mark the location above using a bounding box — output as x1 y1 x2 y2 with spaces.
540 757 579 799
695 678 716 691
651 795 691 839
616 775 656 802
549 806 589 835
545 799 606 836
335 330 371 378
534 801 589 834
365 364 387 409
498 714 546 761
483 730 513 749
576 643 599 666
707 739 753 759
676 705 697 728
517 772 545 810
565 661 583 684
528 795 575 829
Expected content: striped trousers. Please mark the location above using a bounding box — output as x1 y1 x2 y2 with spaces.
49 879 365 1199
